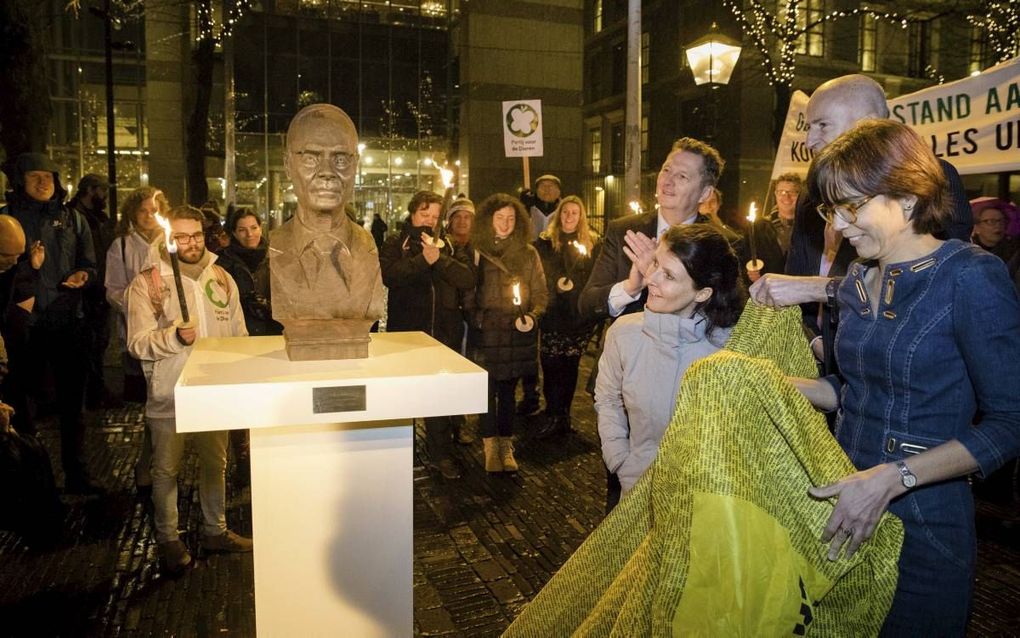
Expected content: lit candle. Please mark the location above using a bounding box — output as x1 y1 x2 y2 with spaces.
745 202 764 276
154 213 191 324
439 165 455 213
557 240 589 292
511 280 524 320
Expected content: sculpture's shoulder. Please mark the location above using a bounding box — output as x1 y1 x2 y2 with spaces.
268 219 299 252
347 220 378 255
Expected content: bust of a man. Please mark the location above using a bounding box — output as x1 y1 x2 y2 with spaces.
269 104 384 360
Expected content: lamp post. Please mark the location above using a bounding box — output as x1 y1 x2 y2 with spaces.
684 22 743 88
684 23 742 144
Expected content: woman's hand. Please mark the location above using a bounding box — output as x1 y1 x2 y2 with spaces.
749 274 830 307
809 463 904 560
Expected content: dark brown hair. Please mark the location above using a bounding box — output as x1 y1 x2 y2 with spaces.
808 119 949 235
406 190 444 218
671 137 725 188
471 193 531 251
660 224 746 335
168 205 206 225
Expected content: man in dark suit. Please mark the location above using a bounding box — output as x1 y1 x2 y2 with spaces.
579 137 741 322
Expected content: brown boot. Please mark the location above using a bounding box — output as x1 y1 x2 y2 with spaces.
499 437 519 472
482 437 503 473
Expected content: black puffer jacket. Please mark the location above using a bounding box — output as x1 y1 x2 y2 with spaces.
217 239 283 336
465 238 548 381
379 223 476 350
534 232 601 336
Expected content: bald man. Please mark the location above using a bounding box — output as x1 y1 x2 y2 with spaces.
266 104 384 359
0 214 45 437
785 75 973 338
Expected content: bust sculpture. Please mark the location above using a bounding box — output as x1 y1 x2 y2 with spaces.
269 104 384 360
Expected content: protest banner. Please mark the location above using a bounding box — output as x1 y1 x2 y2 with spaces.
771 56 1020 180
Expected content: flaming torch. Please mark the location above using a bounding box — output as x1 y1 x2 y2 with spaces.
629 200 642 215
557 240 590 292
154 212 191 323
745 202 764 279
511 278 534 332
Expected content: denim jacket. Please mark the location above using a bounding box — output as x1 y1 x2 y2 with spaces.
833 239 1020 476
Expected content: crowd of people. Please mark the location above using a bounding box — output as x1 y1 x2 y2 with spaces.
0 70 1018 632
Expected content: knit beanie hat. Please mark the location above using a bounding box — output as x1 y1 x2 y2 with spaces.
535 174 561 188
446 196 475 224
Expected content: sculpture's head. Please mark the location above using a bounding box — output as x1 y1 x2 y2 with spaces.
285 104 360 215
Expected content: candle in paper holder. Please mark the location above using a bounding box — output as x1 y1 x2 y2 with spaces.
556 241 590 292
511 279 534 332
745 202 764 278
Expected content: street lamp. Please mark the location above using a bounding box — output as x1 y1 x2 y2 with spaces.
685 23 743 87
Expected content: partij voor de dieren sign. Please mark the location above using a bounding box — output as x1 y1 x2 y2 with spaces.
502 100 544 158
772 56 1020 179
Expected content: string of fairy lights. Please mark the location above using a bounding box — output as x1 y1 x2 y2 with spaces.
721 1 1019 87
966 1 1020 63
722 0 925 87
194 0 255 43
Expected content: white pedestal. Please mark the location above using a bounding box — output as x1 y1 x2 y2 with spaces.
175 332 487 637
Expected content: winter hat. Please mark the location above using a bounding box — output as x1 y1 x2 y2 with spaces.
535 174 561 188
446 196 475 224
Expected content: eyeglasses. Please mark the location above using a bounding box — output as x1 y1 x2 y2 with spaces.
172 232 206 246
976 217 1006 227
293 150 357 172
817 195 875 225
776 189 799 197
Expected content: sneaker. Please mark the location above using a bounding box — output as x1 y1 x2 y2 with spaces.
435 458 461 480
202 529 253 553
159 540 193 575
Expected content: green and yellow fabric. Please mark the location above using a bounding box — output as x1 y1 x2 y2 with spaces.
504 304 904 637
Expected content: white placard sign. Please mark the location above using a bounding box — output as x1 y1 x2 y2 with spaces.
502 100 544 157
771 56 1020 179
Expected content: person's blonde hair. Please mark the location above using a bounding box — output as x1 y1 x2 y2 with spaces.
542 195 596 253
116 187 169 236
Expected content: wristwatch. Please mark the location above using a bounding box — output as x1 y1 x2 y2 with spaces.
895 460 917 489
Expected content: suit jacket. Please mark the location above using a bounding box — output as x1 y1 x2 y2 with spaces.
579 212 745 322
578 212 658 322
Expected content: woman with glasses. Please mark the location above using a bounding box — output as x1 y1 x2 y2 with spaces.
751 119 1020 634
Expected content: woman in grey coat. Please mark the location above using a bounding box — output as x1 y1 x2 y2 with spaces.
595 225 746 496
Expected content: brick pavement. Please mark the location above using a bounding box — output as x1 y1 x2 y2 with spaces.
1 353 1018 636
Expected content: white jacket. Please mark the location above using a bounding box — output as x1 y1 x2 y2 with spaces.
106 230 162 345
595 310 731 494
126 251 248 418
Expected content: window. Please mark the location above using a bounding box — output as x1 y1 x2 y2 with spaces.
908 21 931 78
594 0 603 34
640 114 649 170
859 14 876 72
968 25 990 74
796 0 825 57
641 31 650 84
610 122 624 174
590 127 602 173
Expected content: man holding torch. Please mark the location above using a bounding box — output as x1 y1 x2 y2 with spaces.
126 205 252 576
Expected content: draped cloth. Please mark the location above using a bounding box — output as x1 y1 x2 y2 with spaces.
504 303 904 637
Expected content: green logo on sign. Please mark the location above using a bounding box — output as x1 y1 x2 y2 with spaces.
506 103 539 138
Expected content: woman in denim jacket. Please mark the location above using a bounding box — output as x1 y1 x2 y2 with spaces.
750 119 1020 635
